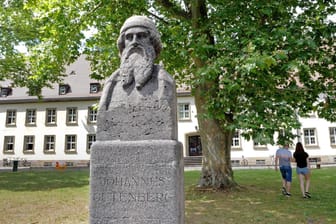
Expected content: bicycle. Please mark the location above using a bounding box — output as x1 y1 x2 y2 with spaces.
22 159 31 167
3 158 10 167
240 156 248 166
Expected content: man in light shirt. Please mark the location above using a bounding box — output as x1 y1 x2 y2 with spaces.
275 144 293 197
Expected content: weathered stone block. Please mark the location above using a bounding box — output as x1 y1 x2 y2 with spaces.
97 95 177 141
90 140 184 224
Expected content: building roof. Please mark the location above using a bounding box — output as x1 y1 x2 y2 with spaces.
0 55 102 104
0 55 191 104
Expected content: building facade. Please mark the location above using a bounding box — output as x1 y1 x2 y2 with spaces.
0 56 99 167
1 56 336 167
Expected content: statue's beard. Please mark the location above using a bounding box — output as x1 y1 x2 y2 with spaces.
120 45 155 90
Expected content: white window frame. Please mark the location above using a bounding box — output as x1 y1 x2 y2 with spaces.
88 106 97 123
256 159 266 165
65 135 77 153
4 136 15 153
26 109 36 126
46 108 57 125
66 107 78 125
1 87 12 97
44 135 56 153
329 127 336 146
253 141 268 150
231 131 241 149
87 134 96 153
23 135 35 153
59 84 70 95
178 103 191 121
6 110 16 126
303 128 318 146
90 83 100 93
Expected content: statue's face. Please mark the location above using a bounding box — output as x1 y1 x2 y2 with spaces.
124 27 151 49
120 26 155 90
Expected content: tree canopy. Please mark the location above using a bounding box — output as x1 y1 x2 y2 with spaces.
1 0 335 188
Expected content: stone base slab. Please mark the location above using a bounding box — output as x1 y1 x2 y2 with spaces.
90 140 184 224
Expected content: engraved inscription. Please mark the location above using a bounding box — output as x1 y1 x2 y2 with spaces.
93 191 169 203
98 176 167 187
97 100 174 141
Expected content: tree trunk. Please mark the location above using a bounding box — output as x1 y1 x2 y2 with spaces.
190 0 237 189
194 89 237 189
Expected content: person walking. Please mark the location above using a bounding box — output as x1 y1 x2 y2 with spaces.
293 142 311 198
275 144 293 197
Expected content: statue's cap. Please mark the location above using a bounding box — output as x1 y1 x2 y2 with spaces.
120 15 157 34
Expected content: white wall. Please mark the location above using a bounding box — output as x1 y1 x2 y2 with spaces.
0 100 97 162
2 94 336 165
176 97 336 162
299 116 336 160
177 96 199 156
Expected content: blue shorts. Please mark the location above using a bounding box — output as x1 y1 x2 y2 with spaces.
280 166 292 182
296 167 309 175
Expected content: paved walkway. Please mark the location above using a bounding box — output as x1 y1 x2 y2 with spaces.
1 164 335 172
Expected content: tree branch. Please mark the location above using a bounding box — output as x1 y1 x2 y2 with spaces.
155 0 191 20
82 1 103 19
147 11 169 24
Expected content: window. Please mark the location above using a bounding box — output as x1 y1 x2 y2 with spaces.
253 142 268 150
65 135 77 153
307 111 317 118
88 106 97 123
254 142 266 147
59 84 70 95
329 127 336 145
87 134 96 153
178 103 190 120
6 110 16 126
253 141 267 149
23 136 35 153
0 87 12 97
46 108 57 125
90 83 100 93
44 135 56 153
43 162 53 167
256 160 266 165
66 107 78 125
231 131 241 148
309 157 321 164
303 128 317 146
3 136 15 153
231 160 240 166
66 162 74 167
26 109 36 126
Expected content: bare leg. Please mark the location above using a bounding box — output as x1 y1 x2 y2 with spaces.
299 174 305 196
286 181 291 194
282 179 286 189
305 173 311 193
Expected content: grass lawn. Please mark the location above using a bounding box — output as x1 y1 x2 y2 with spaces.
0 167 335 224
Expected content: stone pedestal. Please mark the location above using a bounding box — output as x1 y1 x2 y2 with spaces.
90 140 184 224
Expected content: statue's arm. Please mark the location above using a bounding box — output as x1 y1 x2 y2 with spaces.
99 70 119 111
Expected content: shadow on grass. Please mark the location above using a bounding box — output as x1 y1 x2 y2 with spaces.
0 169 90 191
184 168 336 224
